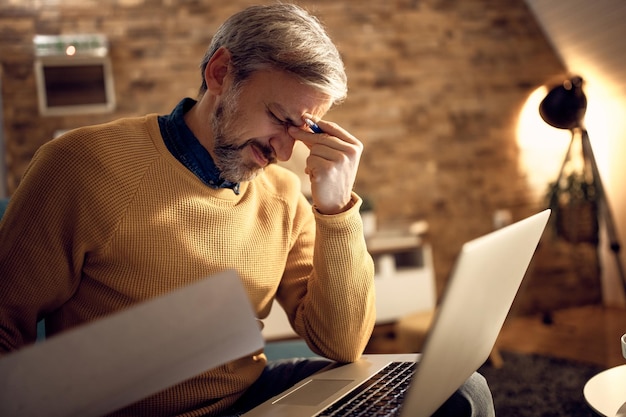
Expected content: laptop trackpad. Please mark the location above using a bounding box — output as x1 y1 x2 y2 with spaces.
275 379 353 406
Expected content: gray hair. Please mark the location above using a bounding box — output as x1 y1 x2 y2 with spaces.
199 3 347 104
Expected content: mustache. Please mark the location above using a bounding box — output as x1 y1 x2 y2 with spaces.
220 139 276 164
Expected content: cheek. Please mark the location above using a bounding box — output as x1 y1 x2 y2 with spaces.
241 118 284 142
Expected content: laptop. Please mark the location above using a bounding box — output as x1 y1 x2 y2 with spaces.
244 209 550 417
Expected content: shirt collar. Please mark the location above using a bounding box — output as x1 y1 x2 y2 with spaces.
158 98 240 194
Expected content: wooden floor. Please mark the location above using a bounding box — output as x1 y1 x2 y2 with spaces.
496 304 625 369
367 304 626 370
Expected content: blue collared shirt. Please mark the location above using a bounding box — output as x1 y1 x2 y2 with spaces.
158 98 240 194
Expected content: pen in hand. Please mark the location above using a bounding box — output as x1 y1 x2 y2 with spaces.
304 118 324 134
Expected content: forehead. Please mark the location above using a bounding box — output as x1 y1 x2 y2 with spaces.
242 69 333 118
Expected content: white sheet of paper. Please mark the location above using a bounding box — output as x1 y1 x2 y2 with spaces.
0 269 264 417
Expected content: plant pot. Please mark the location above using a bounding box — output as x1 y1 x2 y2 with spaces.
556 200 599 244
361 211 377 239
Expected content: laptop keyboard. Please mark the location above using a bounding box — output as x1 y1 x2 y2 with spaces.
318 361 416 417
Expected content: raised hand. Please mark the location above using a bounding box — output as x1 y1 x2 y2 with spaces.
288 117 363 215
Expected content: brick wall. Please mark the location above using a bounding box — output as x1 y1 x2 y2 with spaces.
0 0 601 314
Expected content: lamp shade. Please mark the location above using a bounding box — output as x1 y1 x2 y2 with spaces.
539 76 587 130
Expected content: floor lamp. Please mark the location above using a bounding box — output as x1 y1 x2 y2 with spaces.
539 75 626 298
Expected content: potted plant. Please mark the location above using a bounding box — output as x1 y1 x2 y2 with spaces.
546 171 598 244
359 196 377 238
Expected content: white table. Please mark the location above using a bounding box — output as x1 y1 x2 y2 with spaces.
584 364 626 416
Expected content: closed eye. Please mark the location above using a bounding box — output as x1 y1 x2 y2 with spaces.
266 107 297 129
266 109 285 125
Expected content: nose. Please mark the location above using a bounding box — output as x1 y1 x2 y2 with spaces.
269 130 295 162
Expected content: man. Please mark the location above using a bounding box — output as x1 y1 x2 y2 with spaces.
0 4 494 416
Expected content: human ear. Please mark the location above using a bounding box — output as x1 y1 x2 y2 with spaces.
204 47 231 95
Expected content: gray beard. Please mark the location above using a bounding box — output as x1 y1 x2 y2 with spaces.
210 87 270 183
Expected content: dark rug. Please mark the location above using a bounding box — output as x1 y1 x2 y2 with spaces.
478 351 605 417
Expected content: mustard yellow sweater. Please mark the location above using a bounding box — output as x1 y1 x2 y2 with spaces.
0 114 376 416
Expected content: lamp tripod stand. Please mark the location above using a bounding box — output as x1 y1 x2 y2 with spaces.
541 76 626 299
548 127 626 296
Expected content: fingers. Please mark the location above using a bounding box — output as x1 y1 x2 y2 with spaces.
286 117 363 214
288 118 361 150
289 126 362 169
